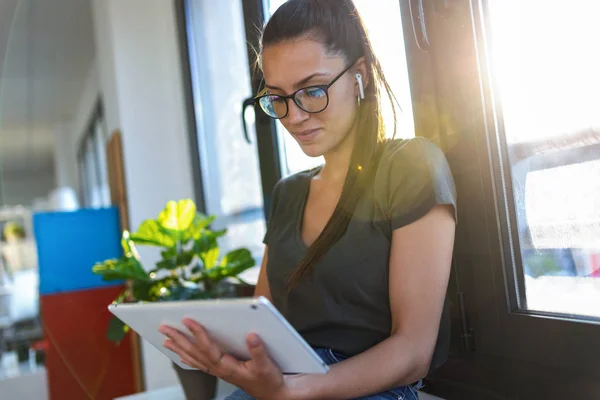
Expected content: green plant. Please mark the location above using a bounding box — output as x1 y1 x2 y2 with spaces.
3 222 26 241
92 199 255 342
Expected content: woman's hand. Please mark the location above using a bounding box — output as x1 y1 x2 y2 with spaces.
159 319 292 400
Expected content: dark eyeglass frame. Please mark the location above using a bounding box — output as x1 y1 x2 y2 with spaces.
254 61 356 119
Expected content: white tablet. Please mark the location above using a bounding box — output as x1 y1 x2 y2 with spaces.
108 296 329 374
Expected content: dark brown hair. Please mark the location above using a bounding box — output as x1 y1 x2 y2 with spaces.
259 0 399 289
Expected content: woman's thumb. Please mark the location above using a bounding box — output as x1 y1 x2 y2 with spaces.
247 333 272 373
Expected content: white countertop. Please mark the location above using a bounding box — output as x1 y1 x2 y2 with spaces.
115 380 238 400
115 385 185 400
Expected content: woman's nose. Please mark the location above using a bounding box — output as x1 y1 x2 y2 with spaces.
285 100 309 124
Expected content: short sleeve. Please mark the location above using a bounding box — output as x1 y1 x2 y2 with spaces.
375 137 457 230
263 180 283 245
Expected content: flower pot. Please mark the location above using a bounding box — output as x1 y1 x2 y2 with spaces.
173 362 218 400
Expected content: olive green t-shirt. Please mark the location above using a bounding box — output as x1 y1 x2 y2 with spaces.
264 137 457 370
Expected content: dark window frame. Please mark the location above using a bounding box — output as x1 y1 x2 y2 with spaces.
76 99 110 208
175 0 207 214
400 0 600 398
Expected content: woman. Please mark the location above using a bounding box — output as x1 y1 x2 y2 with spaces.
160 1 456 398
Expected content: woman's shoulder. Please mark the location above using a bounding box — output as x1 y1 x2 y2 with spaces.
274 166 321 194
373 136 457 227
374 137 450 187
379 136 446 168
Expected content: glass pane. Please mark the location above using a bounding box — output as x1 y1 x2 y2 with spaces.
185 0 266 258
78 157 89 207
489 0 600 318
267 0 415 177
84 137 101 208
92 118 110 207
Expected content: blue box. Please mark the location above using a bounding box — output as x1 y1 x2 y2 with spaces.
34 207 123 295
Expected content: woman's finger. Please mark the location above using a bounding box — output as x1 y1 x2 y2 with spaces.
163 337 203 365
212 353 246 381
163 336 211 365
163 333 241 380
182 319 224 365
180 355 208 371
246 333 278 377
162 336 211 372
161 323 250 384
161 325 238 379
159 325 203 357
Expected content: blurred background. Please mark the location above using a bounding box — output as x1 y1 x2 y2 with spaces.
0 0 599 399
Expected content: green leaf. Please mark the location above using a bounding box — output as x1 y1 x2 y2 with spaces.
201 247 220 270
183 214 216 242
195 229 226 253
92 258 149 281
157 199 196 233
220 248 255 271
121 231 143 260
155 258 177 271
113 289 127 304
155 249 195 271
195 229 226 269
206 249 255 282
107 315 129 343
161 248 177 259
130 220 176 248
190 264 201 274
178 250 195 267
132 280 158 302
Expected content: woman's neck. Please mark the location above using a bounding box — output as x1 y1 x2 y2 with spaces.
318 129 356 184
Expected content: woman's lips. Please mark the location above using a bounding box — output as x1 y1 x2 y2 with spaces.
293 128 321 143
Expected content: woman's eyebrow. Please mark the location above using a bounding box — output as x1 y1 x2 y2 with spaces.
265 71 330 91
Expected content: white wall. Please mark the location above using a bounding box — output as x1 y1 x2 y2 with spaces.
90 1 120 135
90 0 196 390
54 60 101 194
92 0 195 231
71 62 101 146
1 169 56 207
64 61 101 200
0 369 48 400
53 120 78 190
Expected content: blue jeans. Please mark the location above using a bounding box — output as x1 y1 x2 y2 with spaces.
225 348 421 400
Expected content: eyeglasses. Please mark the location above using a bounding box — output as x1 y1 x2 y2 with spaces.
255 62 356 119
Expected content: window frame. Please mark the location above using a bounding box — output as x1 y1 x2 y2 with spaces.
175 0 207 214
76 99 110 208
399 0 600 398
504 132 600 313
475 0 600 331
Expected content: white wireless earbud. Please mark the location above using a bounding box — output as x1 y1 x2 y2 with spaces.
355 73 365 100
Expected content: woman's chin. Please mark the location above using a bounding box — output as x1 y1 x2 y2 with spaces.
298 143 325 158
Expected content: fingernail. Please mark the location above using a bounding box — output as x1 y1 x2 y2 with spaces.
249 335 260 347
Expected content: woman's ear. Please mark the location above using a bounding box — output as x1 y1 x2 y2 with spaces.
353 56 369 94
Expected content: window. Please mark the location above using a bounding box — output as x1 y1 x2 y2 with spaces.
77 102 110 208
184 0 267 259
400 0 600 397
489 0 600 319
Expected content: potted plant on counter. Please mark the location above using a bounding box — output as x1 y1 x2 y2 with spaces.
92 199 255 400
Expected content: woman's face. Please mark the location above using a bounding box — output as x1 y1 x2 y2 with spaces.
261 38 363 158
